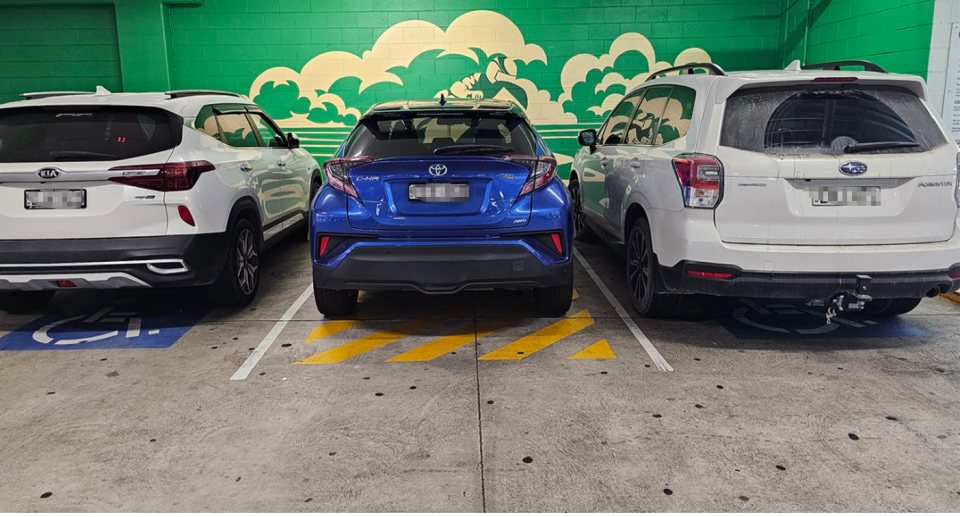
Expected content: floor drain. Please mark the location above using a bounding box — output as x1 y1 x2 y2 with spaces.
375 393 383 397
522 456 533 464
281 343 292 348
47 392 55 395
652 414 662 418
40 492 52 499
149 438 156 443
329 452 336 456
739 496 750 502
775 465 786 471
694 404 704 409
663 489 673 496
885 416 898 421
848 433 860 441
600 371 608 375
716 385 724 389
409 386 416 390
487 400 494 404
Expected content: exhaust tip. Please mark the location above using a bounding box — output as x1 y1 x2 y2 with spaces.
926 287 941 298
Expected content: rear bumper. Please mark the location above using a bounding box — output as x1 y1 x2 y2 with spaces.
313 244 572 294
0 234 229 290
659 260 960 300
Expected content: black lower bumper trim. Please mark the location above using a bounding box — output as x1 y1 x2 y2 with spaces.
0 234 230 288
314 245 571 294
659 260 960 300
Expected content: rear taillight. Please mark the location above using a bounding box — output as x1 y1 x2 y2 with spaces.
673 153 723 209
109 161 215 192
504 155 558 196
323 157 373 198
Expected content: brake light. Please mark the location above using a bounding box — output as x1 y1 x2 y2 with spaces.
673 153 723 209
323 157 373 198
687 270 733 279
504 155 558 195
812 77 858 83
109 161 215 192
178 205 196 227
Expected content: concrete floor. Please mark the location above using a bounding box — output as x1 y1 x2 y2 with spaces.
0 237 958 511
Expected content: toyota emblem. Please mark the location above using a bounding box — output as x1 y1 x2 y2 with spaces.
428 164 448 177
37 167 62 180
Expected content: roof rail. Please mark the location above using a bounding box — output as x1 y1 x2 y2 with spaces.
646 63 726 82
165 89 244 99
801 60 888 73
19 91 90 100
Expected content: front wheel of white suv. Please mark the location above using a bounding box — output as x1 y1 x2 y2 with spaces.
208 218 261 306
627 218 683 318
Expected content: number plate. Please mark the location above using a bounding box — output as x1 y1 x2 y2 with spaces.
408 183 469 202
809 186 880 207
24 189 87 210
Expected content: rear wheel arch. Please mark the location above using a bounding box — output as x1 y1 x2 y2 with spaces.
228 197 262 239
623 203 649 243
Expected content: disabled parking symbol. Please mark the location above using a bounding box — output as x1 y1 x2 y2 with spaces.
0 301 208 350
718 299 928 339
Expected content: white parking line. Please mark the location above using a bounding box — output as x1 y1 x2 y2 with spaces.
573 249 673 372
230 285 315 381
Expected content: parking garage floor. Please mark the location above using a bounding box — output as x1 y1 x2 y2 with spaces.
1 238 958 512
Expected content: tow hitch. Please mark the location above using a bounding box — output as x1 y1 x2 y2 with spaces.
808 275 873 324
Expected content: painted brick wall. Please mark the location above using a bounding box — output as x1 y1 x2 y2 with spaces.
0 5 123 102
779 0 934 77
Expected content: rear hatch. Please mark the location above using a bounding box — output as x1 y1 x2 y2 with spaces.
716 83 959 245
0 105 181 239
338 110 539 231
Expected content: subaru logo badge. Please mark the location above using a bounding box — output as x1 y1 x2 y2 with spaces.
428 164 448 177
36 167 62 180
839 161 867 176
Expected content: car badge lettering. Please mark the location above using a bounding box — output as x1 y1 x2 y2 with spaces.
355 175 380 181
37 167 62 180
500 173 515 180
839 161 867 176
428 164 448 177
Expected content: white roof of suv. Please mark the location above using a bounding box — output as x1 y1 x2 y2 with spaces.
0 87 254 118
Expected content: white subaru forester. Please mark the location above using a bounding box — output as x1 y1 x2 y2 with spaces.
570 60 960 318
0 88 321 311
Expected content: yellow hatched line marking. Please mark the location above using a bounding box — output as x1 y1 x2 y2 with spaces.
387 317 513 362
479 309 594 361
296 317 447 364
305 320 362 344
569 339 616 360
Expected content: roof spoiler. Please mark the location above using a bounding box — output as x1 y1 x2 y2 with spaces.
800 60 888 73
646 63 726 82
19 91 90 100
165 90 244 99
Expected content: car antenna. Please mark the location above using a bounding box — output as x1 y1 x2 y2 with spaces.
439 93 446 107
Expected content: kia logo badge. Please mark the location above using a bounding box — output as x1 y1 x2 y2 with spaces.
428 164 448 177
839 161 867 176
37 167 62 179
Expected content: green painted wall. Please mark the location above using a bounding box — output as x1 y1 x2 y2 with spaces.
778 0 934 77
0 5 123 101
0 0 939 173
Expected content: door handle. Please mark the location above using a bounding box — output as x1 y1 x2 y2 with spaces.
239 163 252 172
600 159 609 168
277 160 286 167
630 159 642 169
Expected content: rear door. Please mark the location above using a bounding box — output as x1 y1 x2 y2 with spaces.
715 83 959 245
248 110 304 231
0 105 178 239
340 113 537 231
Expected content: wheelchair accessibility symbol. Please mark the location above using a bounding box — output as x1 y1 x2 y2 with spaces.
719 299 928 340
0 301 208 351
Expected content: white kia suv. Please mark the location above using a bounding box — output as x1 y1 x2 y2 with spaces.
0 87 321 311
570 60 960 318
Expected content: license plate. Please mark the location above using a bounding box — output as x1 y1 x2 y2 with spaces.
24 189 87 210
809 186 880 207
408 183 469 202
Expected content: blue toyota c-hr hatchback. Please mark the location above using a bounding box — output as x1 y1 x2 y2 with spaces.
310 99 574 317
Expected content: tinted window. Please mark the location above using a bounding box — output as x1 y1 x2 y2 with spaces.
601 92 643 145
626 87 671 145
217 113 259 148
194 105 221 140
0 106 180 162
721 85 947 154
343 114 536 158
249 113 286 148
658 86 696 145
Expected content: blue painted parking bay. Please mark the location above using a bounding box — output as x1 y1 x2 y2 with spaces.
0 300 208 351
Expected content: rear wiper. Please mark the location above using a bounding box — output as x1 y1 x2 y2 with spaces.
433 144 514 156
842 141 920 153
49 150 119 161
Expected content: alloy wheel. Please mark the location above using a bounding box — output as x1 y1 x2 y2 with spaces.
235 228 259 295
627 229 651 304
570 183 587 236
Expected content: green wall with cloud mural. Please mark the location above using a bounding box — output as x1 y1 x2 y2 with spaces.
0 0 937 176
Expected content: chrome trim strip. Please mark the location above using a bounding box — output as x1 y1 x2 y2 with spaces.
0 259 191 276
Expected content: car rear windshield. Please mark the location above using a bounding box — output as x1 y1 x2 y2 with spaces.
721 84 946 155
342 113 537 158
0 106 181 163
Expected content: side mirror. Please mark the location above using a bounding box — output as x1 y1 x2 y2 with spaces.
287 132 300 149
578 129 597 151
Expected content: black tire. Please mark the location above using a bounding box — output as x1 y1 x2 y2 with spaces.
568 175 597 242
208 218 261 306
862 298 922 317
303 177 321 241
314 286 358 318
0 291 55 313
626 217 683 318
534 267 574 316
